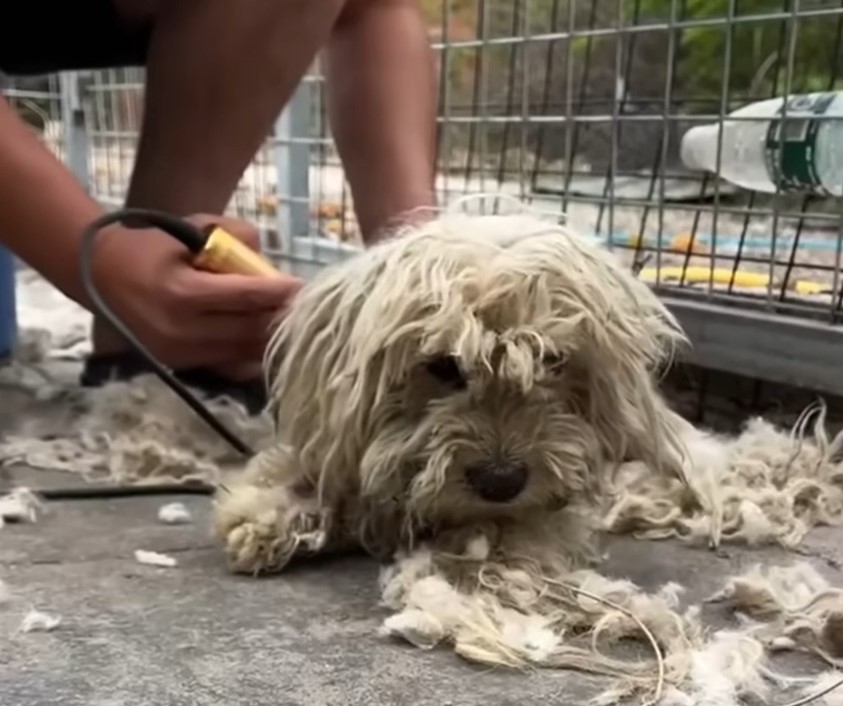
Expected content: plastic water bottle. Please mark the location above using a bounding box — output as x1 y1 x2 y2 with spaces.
680 92 843 196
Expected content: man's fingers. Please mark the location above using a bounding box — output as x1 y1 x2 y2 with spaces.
185 213 263 251
168 269 304 313
207 360 265 383
167 308 280 346
202 309 283 346
154 313 278 371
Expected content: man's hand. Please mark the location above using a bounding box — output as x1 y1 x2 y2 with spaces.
91 213 302 380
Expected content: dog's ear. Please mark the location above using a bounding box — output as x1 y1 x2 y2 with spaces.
263 256 388 490
572 298 689 487
551 257 689 484
581 352 675 467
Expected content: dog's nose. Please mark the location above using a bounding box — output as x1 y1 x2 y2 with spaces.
465 460 529 503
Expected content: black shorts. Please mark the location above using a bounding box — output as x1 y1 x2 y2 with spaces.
0 1 152 76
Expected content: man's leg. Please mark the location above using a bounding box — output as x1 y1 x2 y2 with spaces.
326 0 438 243
122 0 437 235
93 0 349 354
120 0 345 214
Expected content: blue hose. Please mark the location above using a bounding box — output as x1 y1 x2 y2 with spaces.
0 245 17 359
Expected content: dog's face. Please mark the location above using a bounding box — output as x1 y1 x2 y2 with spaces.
266 213 688 533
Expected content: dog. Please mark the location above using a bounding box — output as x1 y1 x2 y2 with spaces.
211 206 709 578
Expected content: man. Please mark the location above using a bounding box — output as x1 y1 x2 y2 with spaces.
0 0 437 402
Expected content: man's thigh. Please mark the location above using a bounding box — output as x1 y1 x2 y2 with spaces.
0 0 152 76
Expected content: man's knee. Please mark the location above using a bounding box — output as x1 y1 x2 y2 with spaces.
113 0 168 25
336 0 423 28
116 0 356 26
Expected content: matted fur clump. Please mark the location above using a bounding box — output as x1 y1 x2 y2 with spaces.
209 205 843 702
0 271 273 484
607 401 843 551
1 367 271 484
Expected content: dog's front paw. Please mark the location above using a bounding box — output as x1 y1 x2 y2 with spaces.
213 484 330 575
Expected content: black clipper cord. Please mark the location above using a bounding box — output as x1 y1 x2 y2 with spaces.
78 208 257 457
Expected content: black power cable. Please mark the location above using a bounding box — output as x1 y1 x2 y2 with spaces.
78 208 256 458
1 481 217 501
11 209 265 503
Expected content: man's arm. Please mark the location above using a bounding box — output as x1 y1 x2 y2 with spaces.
0 95 105 308
0 94 302 375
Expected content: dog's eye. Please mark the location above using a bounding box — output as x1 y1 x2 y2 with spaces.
425 355 467 389
544 352 568 374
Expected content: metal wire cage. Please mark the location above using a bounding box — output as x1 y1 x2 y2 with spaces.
3 0 843 395
1 74 66 163
429 0 843 318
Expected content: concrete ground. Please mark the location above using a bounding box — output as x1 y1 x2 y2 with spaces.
2 292 842 706
2 462 843 706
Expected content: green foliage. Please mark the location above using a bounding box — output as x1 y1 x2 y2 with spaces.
420 1 843 167
632 0 843 112
421 1 843 114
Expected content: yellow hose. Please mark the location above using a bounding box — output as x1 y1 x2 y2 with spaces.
793 280 829 295
638 266 830 296
638 266 770 288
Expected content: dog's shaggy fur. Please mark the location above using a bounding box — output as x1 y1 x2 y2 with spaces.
212 208 710 576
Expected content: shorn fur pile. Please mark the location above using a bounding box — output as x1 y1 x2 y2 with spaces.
208 203 843 704
0 270 272 483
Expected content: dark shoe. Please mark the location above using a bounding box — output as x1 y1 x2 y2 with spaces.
79 351 268 415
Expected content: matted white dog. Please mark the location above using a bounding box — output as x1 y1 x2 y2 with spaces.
212 204 708 576
210 204 843 701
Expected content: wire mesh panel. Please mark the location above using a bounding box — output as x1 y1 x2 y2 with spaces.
80 67 284 243
434 0 843 322
82 68 143 209
1 74 67 162
263 1 843 323
5 3 843 310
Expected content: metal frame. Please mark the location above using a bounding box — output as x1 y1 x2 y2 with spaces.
665 295 843 397
59 72 90 190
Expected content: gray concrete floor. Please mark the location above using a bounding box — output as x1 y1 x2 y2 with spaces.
2 352 842 706
2 465 842 706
